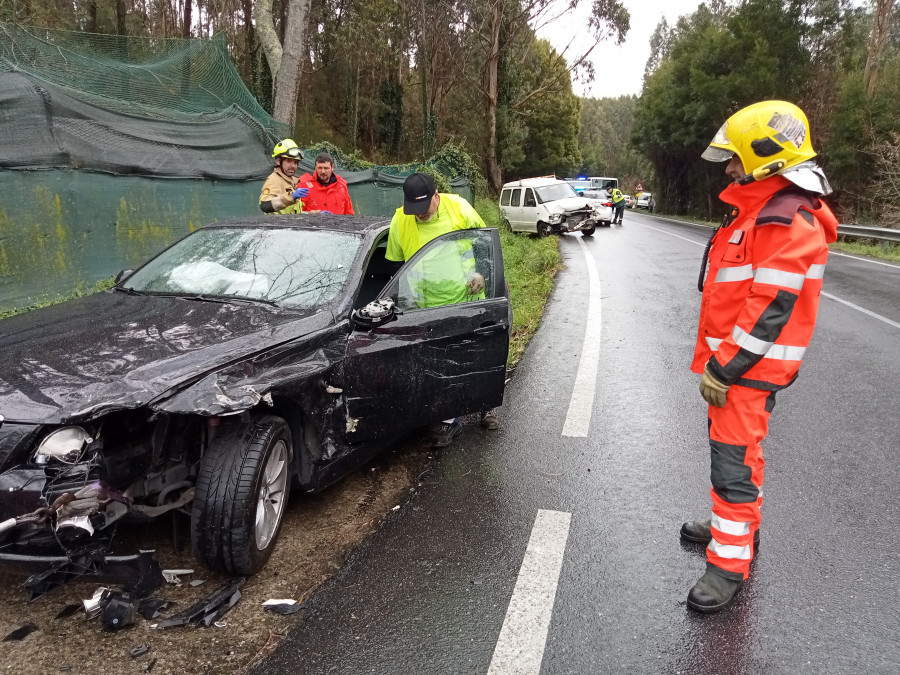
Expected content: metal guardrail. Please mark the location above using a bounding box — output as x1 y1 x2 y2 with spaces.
837 224 900 244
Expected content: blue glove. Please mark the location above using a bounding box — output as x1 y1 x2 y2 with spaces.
320 210 331 214
292 187 309 200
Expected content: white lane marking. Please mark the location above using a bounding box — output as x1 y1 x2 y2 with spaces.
639 223 706 246
821 292 900 329
830 251 900 269
488 509 572 675
641 222 899 327
561 237 602 437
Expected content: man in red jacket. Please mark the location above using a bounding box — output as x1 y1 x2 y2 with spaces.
682 101 838 613
297 152 355 214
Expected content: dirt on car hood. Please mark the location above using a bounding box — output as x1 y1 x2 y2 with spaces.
0 291 331 424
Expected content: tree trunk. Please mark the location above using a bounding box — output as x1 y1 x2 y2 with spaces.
88 0 98 32
116 0 127 35
420 0 431 157
254 0 283 85
241 0 254 80
484 1 502 193
182 0 191 38
864 0 895 96
272 0 312 128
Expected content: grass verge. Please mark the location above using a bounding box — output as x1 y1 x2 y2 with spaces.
0 277 116 320
830 240 900 263
475 198 562 368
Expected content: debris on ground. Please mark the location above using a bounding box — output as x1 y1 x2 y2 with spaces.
130 644 150 658
153 577 245 629
262 599 304 615
161 569 194 585
3 622 37 641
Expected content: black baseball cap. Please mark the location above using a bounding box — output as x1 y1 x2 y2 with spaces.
403 172 436 215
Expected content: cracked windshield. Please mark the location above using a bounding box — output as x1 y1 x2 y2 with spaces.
122 227 361 307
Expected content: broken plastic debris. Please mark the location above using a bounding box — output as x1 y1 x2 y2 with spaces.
138 597 171 620
154 577 244 629
214 621 227 628
55 513 95 535
189 579 206 587
161 569 194 584
55 604 82 619
262 599 303 615
3 622 37 641
325 385 343 394
130 644 150 658
391 505 400 511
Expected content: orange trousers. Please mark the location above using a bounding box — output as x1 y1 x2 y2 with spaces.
706 384 776 580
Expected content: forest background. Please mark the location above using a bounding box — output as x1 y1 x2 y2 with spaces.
4 0 898 225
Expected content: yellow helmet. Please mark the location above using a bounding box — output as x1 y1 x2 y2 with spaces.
702 100 816 183
272 138 303 160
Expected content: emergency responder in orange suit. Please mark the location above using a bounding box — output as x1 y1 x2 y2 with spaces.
682 101 838 613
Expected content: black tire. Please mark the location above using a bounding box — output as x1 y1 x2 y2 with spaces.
192 414 293 575
502 219 512 232
581 225 595 237
537 221 551 238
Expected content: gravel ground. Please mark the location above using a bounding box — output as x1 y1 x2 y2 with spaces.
0 439 430 674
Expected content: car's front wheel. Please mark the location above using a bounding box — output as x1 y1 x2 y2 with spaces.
537 221 551 237
192 414 292 575
581 225 596 237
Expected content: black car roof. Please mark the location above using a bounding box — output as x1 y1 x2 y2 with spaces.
202 214 392 234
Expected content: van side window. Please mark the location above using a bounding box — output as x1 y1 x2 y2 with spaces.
511 188 522 207
523 189 536 207
500 190 511 207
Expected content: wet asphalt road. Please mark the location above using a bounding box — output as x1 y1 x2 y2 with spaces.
252 212 900 674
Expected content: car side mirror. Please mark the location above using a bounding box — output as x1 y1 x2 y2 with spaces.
115 269 134 284
351 298 398 330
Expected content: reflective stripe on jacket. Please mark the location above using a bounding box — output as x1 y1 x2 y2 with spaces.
610 188 625 205
259 169 302 214
691 176 838 389
297 172 355 214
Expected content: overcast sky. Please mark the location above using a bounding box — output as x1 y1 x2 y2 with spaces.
535 0 706 99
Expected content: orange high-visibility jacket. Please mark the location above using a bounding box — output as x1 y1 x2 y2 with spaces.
691 176 838 389
297 172 355 214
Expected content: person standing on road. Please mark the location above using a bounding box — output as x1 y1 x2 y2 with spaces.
385 172 502 447
609 187 626 225
296 151 355 214
682 100 838 613
259 139 309 214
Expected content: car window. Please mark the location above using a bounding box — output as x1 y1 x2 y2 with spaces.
511 188 522 207
500 190 511 207
523 189 536 207
394 229 495 311
123 226 362 308
535 183 578 203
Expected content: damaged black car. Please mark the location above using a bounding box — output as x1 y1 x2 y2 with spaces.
0 216 510 576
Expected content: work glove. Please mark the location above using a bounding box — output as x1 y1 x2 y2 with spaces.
699 364 729 408
466 272 485 295
292 187 309 200
320 210 331 214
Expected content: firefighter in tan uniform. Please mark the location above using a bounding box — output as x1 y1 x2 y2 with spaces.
259 139 309 214
682 101 838 612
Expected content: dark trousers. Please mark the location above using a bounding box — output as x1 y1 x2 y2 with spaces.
614 204 625 223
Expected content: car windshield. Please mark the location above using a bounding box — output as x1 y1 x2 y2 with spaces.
535 183 578 203
122 226 362 308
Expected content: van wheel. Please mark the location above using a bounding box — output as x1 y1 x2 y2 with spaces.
581 225 595 237
537 221 551 238
502 219 512 231
192 414 292 575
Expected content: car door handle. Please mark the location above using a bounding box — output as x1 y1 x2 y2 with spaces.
474 323 506 336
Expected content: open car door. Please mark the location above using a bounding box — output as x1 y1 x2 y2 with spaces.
344 228 510 443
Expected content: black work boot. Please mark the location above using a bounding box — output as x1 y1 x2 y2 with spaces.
687 566 743 613
680 520 760 546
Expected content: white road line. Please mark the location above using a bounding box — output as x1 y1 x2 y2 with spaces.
821 292 900 329
488 509 572 675
830 251 900 268
561 237 602 437
641 222 898 327
639 223 706 246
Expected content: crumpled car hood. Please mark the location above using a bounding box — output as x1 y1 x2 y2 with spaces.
544 197 594 214
0 291 329 424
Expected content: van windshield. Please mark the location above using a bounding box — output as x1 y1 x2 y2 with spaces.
535 183 578 203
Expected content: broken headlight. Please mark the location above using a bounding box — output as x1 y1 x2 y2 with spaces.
33 426 93 465
548 213 563 224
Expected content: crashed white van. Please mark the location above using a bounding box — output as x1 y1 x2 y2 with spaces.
499 176 612 237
